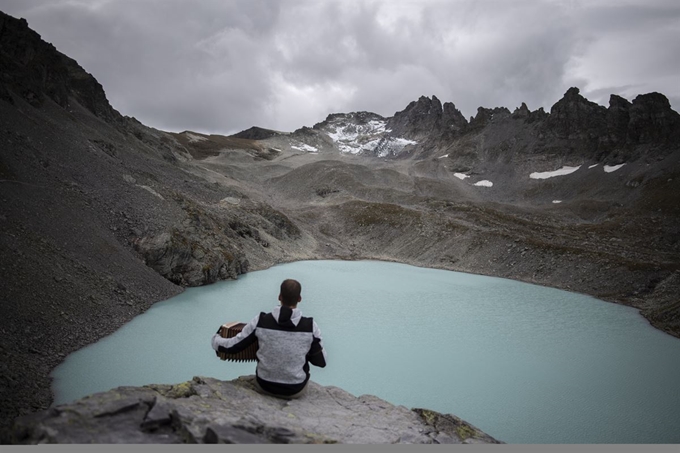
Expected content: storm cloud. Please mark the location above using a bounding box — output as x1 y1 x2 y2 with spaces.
2 0 679 134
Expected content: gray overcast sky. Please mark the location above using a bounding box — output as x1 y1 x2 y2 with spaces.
2 0 680 135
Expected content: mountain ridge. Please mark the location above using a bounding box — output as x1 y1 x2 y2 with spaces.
274 86 679 163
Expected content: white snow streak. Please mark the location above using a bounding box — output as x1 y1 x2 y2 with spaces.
291 143 318 153
393 137 417 146
454 173 469 180
530 166 581 179
474 180 493 187
604 163 626 173
552 200 562 204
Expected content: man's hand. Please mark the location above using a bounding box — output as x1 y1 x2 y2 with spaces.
211 332 222 351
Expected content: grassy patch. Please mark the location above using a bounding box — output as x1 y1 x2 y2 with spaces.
342 200 421 228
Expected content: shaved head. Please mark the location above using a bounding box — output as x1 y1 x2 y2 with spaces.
279 279 302 307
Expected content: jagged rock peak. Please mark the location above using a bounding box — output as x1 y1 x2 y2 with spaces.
387 95 469 138
542 87 679 149
546 87 607 138
442 101 468 130
512 102 531 118
511 103 548 123
399 95 444 115
628 92 680 144
609 94 632 110
469 106 511 128
0 11 119 121
550 87 607 115
564 86 582 98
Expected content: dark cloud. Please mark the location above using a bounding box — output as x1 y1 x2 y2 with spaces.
1 0 678 134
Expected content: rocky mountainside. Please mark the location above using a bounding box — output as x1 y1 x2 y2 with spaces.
1 10 679 444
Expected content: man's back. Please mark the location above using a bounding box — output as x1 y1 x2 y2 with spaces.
211 279 326 398
252 306 325 386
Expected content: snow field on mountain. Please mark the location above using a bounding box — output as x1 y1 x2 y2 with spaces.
326 119 389 154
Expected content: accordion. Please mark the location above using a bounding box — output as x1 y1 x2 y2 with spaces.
216 321 259 362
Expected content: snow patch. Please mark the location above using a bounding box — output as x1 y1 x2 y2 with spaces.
588 164 598 169
291 143 318 153
438 154 449 159
393 138 417 146
474 180 493 187
530 166 581 179
604 163 626 173
552 200 562 204
454 173 469 180
185 132 207 143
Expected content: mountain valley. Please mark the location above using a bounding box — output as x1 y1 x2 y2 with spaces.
1 11 679 442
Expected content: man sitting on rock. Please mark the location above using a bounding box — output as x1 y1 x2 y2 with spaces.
211 278 327 399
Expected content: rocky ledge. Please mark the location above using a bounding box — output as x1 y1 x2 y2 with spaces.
10 375 502 445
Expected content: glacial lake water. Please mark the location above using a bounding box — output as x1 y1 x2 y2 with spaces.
50 260 680 444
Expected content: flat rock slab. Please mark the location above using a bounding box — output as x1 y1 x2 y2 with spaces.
11 375 503 444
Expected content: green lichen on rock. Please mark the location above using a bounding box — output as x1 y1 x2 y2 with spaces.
167 381 197 399
415 408 438 426
146 381 196 399
413 407 502 444
455 423 477 440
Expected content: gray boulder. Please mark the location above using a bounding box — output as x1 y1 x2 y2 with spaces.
11 376 503 444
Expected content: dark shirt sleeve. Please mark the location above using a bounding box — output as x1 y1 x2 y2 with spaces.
307 320 327 368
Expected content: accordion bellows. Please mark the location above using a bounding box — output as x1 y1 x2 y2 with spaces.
217 321 259 362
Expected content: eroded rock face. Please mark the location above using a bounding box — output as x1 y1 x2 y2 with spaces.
11 376 503 445
133 231 248 287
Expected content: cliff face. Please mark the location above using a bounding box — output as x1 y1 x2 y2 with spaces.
11 376 502 445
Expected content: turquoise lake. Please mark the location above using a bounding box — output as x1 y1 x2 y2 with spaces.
50 260 680 444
